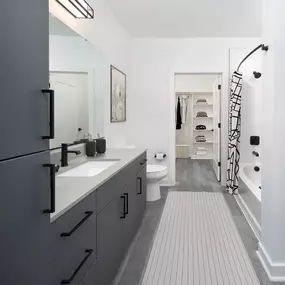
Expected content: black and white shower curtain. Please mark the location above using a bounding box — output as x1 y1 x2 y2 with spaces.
226 71 243 194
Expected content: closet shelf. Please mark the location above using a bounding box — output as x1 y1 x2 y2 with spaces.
194 141 213 144
194 130 214 132
194 117 213 119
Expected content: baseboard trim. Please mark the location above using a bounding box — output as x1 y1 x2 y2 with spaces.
257 243 285 282
234 195 261 240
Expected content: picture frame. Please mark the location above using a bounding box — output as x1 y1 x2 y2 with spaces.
110 65 126 122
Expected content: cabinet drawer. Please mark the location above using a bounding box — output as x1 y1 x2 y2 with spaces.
134 152 147 174
51 242 96 285
51 191 97 261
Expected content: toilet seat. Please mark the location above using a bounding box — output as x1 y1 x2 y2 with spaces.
147 165 168 179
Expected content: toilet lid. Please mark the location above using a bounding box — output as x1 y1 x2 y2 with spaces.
147 165 167 173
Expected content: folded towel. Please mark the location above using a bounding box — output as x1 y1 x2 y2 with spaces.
196 135 206 142
196 151 207 156
196 124 206 130
196 111 208 117
196 99 207 104
197 147 207 151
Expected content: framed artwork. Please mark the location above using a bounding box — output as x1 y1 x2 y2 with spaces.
110 65 126 122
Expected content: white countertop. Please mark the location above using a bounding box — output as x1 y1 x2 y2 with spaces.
50 148 146 222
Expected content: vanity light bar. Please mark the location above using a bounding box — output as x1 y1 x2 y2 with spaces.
56 0 94 19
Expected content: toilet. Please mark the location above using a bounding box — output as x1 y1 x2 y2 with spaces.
147 165 168 202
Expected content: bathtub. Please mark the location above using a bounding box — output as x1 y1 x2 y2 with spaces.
237 162 262 240
239 163 261 201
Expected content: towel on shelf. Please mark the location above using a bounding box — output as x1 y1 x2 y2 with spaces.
196 99 207 104
196 150 207 156
195 135 206 142
176 97 182 130
196 111 208 117
196 125 206 130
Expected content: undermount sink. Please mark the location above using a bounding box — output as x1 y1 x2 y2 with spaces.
58 160 120 177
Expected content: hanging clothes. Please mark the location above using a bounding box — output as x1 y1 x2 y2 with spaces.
226 71 243 194
180 95 191 123
176 97 182 130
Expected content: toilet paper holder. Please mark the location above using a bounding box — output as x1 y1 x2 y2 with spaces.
154 153 167 158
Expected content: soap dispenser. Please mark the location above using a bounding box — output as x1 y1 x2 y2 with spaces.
85 134 96 157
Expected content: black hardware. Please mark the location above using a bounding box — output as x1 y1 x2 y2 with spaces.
253 71 262 79
252 151 259 157
55 164 60 173
42 89 55 140
237 44 269 72
138 177 142 195
218 162 221 167
61 249 93 284
124 193 129 215
43 164 56 214
56 0 94 19
140 159 148 165
254 166 260 172
250 136 260 146
218 123 221 128
61 143 81 167
120 195 127 219
60 211 93 237
218 84 221 90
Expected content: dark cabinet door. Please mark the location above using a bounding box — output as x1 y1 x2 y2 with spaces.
137 167 147 221
97 193 124 285
0 0 50 160
0 151 52 285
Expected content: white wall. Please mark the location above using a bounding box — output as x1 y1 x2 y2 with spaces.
257 0 285 281
49 0 131 147
129 38 260 185
230 49 263 165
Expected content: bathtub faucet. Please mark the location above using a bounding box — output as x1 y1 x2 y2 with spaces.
252 151 259 157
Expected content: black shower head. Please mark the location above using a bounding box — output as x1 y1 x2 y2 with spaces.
253 71 262 79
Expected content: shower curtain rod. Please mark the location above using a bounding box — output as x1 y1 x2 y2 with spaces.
237 44 269 72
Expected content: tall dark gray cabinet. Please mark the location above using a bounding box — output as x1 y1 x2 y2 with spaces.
0 0 52 284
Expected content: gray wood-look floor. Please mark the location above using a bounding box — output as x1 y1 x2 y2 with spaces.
115 159 285 285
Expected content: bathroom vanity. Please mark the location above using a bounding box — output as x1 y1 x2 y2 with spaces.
50 149 147 285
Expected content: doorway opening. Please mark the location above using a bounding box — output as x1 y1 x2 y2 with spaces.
174 73 222 182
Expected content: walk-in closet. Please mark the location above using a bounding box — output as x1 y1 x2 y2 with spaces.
175 73 222 181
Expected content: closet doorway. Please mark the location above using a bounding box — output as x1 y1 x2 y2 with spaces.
175 73 222 182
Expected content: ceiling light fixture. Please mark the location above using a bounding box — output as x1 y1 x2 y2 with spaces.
56 0 94 19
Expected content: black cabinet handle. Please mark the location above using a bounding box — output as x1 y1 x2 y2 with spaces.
43 164 56 214
61 211 93 237
61 249 93 284
138 177 142 195
42 89 55 139
120 195 126 219
124 193 129 215
140 159 147 165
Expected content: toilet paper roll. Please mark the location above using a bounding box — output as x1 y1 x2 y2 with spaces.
155 153 166 160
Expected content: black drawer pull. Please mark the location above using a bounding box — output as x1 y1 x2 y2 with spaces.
140 159 147 165
43 164 56 214
61 211 93 237
120 195 126 219
61 249 93 284
138 177 142 195
42 89 55 139
124 193 129 215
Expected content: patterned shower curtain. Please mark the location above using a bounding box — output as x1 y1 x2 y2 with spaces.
226 71 243 194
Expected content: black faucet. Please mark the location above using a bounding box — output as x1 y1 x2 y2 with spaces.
61 143 81 167
252 151 259 157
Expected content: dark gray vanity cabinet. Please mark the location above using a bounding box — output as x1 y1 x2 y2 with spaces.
0 151 52 285
0 0 50 161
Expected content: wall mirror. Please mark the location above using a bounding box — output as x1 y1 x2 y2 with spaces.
49 13 108 149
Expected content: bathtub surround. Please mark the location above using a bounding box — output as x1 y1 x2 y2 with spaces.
257 0 285 281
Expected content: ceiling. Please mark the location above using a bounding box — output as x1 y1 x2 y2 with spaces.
49 14 80 37
106 0 262 38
